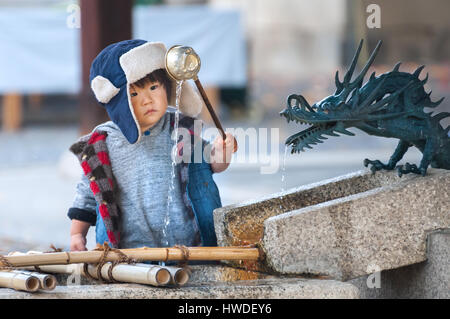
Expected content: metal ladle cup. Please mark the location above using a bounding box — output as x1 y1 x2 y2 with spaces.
165 45 237 153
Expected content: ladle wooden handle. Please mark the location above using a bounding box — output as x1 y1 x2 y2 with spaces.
194 78 226 139
194 78 238 153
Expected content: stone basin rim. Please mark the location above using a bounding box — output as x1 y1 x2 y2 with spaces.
214 168 422 214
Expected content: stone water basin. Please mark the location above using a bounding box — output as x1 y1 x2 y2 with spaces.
213 168 449 280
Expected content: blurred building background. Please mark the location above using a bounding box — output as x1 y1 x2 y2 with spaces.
0 0 448 251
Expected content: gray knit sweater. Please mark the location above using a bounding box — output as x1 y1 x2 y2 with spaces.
71 111 201 248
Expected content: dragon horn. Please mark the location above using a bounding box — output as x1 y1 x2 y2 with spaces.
342 39 364 85
413 65 425 78
431 112 450 123
335 70 343 92
392 62 402 72
336 40 382 99
425 96 444 108
349 40 382 88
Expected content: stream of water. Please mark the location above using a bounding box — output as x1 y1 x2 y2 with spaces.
281 146 288 193
161 80 184 248
279 145 289 210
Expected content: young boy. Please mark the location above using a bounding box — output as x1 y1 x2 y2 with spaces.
68 40 235 251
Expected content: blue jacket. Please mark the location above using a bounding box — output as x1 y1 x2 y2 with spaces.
69 112 221 247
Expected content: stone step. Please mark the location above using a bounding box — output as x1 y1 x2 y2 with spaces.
349 229 449 299
0 278 360 299
0 265 359 299
214 168 450 281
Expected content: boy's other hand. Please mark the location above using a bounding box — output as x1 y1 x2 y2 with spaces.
70 233 87 251
70 219 90 251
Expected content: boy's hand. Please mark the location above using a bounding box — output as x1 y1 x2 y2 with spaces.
210 133 236 173
212 133 236 163
70 233 87 251
70 219 90 251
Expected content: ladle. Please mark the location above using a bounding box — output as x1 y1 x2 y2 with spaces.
165 45 238 153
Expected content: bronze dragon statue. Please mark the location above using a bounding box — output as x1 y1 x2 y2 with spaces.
280 39 449 176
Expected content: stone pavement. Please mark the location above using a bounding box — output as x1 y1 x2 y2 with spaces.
0 264 360 299
0 277 360 299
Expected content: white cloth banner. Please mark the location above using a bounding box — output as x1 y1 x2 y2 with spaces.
0 7 80 93
0 5 246 94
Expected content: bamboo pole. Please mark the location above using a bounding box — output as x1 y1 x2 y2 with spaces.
87 263 171 286
3 246 260 268
22 263 173 287
22 263 189 287
21 264 79 275
0 271 40 292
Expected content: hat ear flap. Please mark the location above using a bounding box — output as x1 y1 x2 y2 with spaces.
169 80 204 117
91 75 121 104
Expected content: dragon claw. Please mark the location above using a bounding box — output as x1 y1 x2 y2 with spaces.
370 165 377 174
363 158 370 167
363 158 392 174
396 162 426 177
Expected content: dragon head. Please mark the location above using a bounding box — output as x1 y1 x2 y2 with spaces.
280 39 417 153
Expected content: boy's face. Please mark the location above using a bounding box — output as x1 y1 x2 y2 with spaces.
130 80 168 132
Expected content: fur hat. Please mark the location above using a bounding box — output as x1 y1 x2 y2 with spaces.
89 39 204 144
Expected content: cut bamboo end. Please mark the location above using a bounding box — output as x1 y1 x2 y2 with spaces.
10 270 57 291
173 268 189 286
0 271 40 292
165 266 189 286
42 274 57 290
155 267 171 285
134 263 187 286
24 275 40 292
